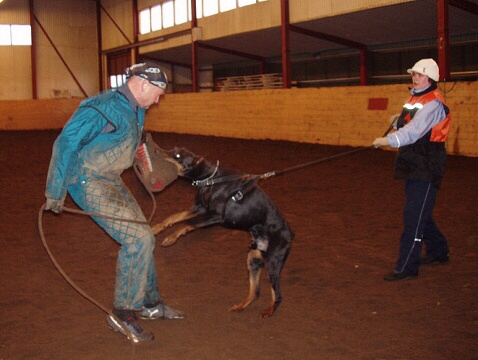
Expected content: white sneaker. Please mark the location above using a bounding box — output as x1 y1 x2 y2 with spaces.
107 312 154 342
140 302 185 320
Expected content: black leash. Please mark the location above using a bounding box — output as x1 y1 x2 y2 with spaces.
266 145 373 178
194 123 396 186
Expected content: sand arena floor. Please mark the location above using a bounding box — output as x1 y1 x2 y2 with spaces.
1 130 477 360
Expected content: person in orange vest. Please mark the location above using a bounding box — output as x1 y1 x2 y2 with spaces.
373 58 451 281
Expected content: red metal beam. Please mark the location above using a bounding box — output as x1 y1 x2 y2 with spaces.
359 49 369 86
29 0 37 99
289 24 367 51
196 42 265 62
191 0 198 92
449 0 478 15
96 0 103 91
437 0 451 81
281 0 291 88
132 0 139 62
289 24 368 84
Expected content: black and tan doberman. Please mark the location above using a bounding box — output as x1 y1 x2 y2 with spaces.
152 147 294 317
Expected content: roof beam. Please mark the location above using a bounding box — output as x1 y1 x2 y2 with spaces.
196 42 265 63
289 24 367 51
449 0 478 15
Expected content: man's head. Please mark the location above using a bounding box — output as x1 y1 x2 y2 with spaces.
407 58 439 90
126 61 168 89
126 61 168 109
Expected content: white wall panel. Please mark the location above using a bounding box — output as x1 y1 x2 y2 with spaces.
0 46 32 100
34 0 98 98
101 0 135 50
290 0 414 23
0 0 30 23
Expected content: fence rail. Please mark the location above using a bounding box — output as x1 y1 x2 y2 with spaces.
215 73 282 91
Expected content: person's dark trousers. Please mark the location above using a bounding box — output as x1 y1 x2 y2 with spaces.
394 179 448 275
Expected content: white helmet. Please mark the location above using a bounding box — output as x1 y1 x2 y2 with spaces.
407 58 439 82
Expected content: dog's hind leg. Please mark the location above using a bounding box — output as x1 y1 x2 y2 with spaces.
260 241 291 318
229 248 264 313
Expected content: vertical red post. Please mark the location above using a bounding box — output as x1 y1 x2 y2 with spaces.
281 0 291 88
437 0 451 81
359 49 368 86
191 0 199 92
29 0 37 99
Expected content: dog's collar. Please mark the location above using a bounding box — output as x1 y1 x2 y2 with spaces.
192 160 219 187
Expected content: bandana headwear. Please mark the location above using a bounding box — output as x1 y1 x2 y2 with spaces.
126 61 168 90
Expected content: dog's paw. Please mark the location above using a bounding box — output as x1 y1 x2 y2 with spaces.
161 236 178 247
228 304 245 312
259 306 275 318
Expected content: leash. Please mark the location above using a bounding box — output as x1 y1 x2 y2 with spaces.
194 123 396 186
38 204 140 343
38 185 158 344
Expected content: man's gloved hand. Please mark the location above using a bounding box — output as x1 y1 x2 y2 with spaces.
45 198 64 214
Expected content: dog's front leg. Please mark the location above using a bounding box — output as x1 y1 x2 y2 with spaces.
161 224 196 246
152 210 197 235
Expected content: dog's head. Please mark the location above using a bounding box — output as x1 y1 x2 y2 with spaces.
165 147 203 177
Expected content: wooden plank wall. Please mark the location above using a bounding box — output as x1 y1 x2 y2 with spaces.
1 83 476 157
150 82 477 157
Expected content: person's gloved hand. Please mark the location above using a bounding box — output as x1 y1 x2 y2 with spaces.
45 198 64 214
373 137 389 148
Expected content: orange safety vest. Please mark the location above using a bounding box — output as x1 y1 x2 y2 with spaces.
395 85 451 187
401 89 451 142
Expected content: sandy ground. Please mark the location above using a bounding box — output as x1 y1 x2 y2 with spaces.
0 130 477 360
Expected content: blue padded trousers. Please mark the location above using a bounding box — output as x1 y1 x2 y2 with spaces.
69 175 161 310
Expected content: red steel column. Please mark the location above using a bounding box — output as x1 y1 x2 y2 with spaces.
437 0 450 81
281 0 291 88
29 0 37 99
359 49 368 85
191 0 199 92
132 0 139 63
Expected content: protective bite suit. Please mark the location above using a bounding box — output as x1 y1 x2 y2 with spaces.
45 85 161 310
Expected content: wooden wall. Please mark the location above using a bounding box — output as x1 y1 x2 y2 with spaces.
0 0 98 101
1 83 476 157
150 82 477 157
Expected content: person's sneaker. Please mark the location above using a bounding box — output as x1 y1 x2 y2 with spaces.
421 254 449 266
140 301 185 320
383 271 418 282
107 310 154 342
